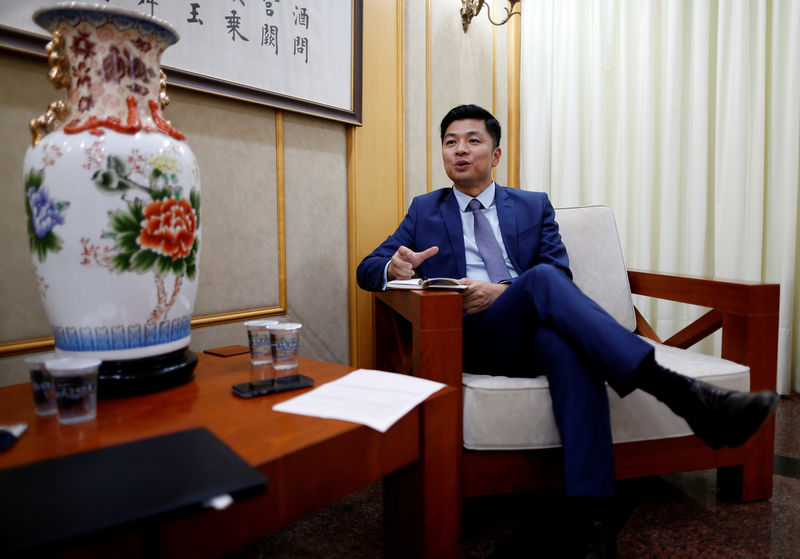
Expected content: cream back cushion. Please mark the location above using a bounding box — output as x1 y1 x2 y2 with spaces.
554 205 636 331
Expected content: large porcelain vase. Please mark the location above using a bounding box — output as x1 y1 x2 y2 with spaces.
24 3 200 396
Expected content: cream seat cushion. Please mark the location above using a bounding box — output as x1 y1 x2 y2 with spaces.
462 339 749 450
461 205 750 451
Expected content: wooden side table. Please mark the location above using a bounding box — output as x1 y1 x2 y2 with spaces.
0 351 459 558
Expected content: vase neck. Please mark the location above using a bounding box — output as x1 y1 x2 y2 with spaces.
51 15 184 141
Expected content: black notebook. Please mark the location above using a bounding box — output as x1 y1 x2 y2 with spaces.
0 427 266 553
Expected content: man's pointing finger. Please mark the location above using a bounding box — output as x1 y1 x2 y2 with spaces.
415 246 439 264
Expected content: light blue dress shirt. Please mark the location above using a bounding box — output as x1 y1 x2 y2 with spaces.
452 182 518 282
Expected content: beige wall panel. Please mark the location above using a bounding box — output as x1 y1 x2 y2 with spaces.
429 1 496 190
284 112 349 365
0 52 59 342
167 89 280 316
188 321 248 356
0 353 38 388
404 0 429 205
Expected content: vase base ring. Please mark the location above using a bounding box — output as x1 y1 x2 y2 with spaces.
98 348 197 398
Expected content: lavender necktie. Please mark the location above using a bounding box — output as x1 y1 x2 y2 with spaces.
467 198 511 283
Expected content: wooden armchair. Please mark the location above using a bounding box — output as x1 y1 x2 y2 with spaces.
372 206 779 503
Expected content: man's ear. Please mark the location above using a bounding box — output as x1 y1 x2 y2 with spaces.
492 147 502 167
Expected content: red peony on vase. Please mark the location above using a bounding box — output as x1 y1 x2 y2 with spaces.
23 3 201 397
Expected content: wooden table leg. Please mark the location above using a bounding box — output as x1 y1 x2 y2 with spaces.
383 387 460 559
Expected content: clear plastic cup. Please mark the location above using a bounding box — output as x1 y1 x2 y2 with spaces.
250 362 274 382
269 323 302 370
46 357 101 425
244 319 280 364
25 352 58 416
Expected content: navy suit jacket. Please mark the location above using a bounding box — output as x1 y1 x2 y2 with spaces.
358 185 653 500
357 185 572 292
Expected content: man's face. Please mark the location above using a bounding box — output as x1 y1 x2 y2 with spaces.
441 118 501 193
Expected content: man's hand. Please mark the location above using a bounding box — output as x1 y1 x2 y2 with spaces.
460 278 509 314
387 245 439 280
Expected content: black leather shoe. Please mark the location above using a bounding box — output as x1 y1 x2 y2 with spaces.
567 498 617 559
581 519 616 559
680 381 779 449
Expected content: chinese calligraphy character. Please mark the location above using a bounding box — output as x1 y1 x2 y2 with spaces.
233 0 245 6
261 25 279 55
293 6 309 29
138 0 158 16
264 0 280 17
226 10 249 41
293 36 308 64
187 3 203 25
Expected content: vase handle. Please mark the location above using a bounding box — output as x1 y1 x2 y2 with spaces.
159 70 170 110
29 31 70 145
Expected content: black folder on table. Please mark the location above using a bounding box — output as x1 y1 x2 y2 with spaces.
0 427 266 553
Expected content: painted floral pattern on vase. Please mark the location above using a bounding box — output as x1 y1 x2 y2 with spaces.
87 150 200 324
25 168 69 262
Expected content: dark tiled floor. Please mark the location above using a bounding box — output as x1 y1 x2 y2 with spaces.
229 394 800 559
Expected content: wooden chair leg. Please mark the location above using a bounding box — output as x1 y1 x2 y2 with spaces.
717 417 776 501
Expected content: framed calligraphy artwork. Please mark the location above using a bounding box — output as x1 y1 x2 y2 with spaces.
0 0 363 124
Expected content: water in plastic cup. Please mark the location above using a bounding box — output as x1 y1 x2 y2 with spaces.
250 361 274 382
244 319 279 364
46 357 101 425
25 352 58 416
269 323 302 370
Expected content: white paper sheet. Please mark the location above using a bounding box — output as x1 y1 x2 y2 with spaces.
272 369 445 432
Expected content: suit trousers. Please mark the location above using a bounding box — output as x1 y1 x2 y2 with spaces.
462 264 655 497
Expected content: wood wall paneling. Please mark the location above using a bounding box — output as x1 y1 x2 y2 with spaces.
349 0 402 369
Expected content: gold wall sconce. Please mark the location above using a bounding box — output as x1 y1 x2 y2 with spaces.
461 0 521 33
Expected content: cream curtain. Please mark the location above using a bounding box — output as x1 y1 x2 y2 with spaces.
520 0 800 394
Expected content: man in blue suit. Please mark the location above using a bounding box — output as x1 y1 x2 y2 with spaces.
357 105 778 558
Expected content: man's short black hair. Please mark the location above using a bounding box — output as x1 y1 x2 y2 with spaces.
439 104 502 149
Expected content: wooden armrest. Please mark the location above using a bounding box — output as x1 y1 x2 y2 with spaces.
374 271 780 393
376 290 463 330
374 290 463 387
627 269 779 392
628 269 779 315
